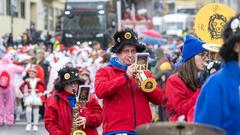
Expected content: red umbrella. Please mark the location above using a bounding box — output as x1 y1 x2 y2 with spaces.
142 29 162 38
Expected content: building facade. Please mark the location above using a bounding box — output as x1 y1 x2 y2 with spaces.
0 0 65 39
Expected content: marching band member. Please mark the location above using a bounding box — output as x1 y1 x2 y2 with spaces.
44 67 102 135
94 28 163 135
195 13 240 135
165 35 208 121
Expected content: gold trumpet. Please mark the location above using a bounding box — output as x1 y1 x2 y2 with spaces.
134 53 157 93
71 94 86 135
135 70 157 93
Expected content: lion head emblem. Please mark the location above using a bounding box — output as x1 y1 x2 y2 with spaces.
208 14 227 39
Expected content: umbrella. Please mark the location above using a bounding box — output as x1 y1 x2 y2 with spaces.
142 29 162 38
142 37 166 46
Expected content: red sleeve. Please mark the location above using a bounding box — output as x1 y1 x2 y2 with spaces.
36 81 45 93
84 95 102 128
94 67 129 98
19 82 25 94
19 81 28 94
36 65 45 84
165 75 200 118
44 97 64 135
143 70 163 105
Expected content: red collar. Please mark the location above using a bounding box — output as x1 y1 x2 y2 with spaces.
62 90 75 96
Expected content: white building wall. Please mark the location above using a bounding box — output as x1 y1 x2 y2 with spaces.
30 0 45 31
0 0 30 39
0 0 65 39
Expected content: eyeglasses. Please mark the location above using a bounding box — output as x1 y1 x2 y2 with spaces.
197 52 208 58
121 49 136 54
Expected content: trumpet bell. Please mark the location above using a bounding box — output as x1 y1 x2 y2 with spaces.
140 78 157 92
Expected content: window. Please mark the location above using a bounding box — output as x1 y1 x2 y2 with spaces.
166 22 184 30
44 5 49 30
55 9 62 31
49 7 54 30
20 0 25 18
63 13 106 31
43 6 55 30
6 0 18 17
6 0 11 15
0 0 3 14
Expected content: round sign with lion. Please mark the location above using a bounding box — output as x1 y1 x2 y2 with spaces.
194 3 235 45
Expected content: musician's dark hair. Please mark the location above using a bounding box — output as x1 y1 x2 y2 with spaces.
220 13 240 62
178 57 200 91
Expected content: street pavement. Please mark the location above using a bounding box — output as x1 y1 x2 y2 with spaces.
0 121 48 135
0 120 102 135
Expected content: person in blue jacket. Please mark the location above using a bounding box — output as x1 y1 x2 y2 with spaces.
194 13 240 135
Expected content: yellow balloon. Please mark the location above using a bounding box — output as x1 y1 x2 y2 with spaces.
194 3 235 45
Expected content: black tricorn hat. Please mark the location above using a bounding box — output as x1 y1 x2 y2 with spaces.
111 28 146 53
54 67 85 91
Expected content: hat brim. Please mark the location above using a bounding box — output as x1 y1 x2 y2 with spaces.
61 78 85 86
54 78 85 92
111 41 145 53
202 44 221 53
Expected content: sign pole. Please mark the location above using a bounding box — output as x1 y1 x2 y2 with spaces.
117 0 121 31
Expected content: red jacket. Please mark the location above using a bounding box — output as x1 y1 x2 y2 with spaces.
165 73 200 121
44 91 102 135
19 78 45 93
35 65 45 85
19 78 46 101
94 66 163 134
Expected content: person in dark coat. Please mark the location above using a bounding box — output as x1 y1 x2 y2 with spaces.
36 49 50 120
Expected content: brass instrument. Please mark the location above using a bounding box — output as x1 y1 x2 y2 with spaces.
135 53 157 93
71 94 86 135
136 70 157 92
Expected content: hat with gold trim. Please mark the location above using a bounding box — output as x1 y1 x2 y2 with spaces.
54 67 85 91
111 28 146 53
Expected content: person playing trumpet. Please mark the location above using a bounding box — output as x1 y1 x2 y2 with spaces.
94 28 163 135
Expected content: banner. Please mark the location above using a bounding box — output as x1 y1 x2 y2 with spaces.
194 3 235 45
